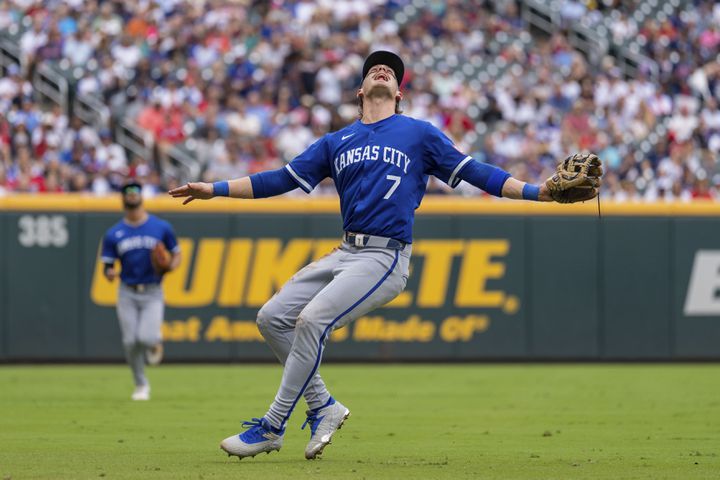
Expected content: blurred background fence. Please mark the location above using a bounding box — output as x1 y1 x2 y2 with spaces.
1 196 719 362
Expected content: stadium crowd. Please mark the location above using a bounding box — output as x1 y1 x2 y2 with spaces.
0 0 718 200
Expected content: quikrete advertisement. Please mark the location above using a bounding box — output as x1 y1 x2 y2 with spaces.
6 200 720 360
91 238 519 346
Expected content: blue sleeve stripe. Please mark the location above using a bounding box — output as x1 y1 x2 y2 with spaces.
101 256 116 263
285 165 312 193
448 155 473 188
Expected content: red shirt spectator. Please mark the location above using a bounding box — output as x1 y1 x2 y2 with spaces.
137 103 165 138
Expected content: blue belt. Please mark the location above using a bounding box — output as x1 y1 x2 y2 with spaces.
344 232 406 250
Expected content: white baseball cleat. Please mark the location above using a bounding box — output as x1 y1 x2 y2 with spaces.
220 418 284 459
146 343 164 365
131 384 150 401
302 397 350 459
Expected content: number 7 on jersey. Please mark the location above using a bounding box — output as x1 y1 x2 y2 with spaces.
384 175 401 199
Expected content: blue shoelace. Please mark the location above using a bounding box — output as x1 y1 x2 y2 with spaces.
239 418 280 443
242 418 264 429
301 413 324 436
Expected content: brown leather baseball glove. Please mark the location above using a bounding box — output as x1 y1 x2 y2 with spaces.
544 153 603 203
151 242 172 274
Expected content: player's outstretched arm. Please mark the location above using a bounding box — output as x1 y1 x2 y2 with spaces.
168 177 254 204
169 167 301 205
455 160 553 202
455 156 600 203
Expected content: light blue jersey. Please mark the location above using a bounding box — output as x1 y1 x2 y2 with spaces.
284 115 470 243
101 215 179 285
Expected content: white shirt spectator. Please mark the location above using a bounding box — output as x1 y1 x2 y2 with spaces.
611 16 637 44
668 110 699 143
275 123 314 163
647 92 673 117
226 110 262 137
157 86 187 110
513 98 537 125
0 3 14 30
294 0 317 25
77 75 101 96
112 42 143 71
561 80 581 103
92 175 112 195
62 124 101 151
96 141 128 172
63 34 95 66
192 44 220 69
20 26 47 58
0 75 19 99
432 70 460 100
315 65 342 105
701 104 720 130
94 12 123 37
560 1 586 23
593 76 612 108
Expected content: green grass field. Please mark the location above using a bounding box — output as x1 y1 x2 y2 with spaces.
1 364 719 479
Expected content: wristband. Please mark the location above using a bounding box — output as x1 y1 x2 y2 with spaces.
212 181 229 197
522 183 540 201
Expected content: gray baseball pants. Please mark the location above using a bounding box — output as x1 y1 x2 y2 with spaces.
258 238 411 430
117 283 164 387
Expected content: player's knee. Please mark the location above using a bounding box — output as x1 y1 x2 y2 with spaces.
138 335 161 349
295 308 325 338
256 302 279 332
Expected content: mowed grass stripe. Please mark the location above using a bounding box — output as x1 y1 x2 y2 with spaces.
1 365 719 479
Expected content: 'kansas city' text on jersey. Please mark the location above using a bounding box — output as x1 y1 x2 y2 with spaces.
101 215 179 285
284 115 471 243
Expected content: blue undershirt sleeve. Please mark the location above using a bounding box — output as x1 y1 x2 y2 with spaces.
456 160 511 197
249 168 300 198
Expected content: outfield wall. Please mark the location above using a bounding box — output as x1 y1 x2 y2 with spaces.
1 195 719 361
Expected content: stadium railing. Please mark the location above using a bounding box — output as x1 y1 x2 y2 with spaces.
33 63 70 114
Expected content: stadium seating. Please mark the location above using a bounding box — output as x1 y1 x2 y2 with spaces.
0 0 717 200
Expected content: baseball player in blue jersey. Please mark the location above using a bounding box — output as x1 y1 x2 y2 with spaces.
102 182 181 401
169 51 600 459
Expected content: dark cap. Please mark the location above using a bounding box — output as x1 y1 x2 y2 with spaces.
121 181 142 195
362 50 404 84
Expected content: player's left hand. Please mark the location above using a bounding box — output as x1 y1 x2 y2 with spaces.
104 267 118 282
544 153 603 203
168 182 214 204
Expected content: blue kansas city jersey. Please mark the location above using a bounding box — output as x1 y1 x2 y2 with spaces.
101 215 179 285
283 115 471 243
